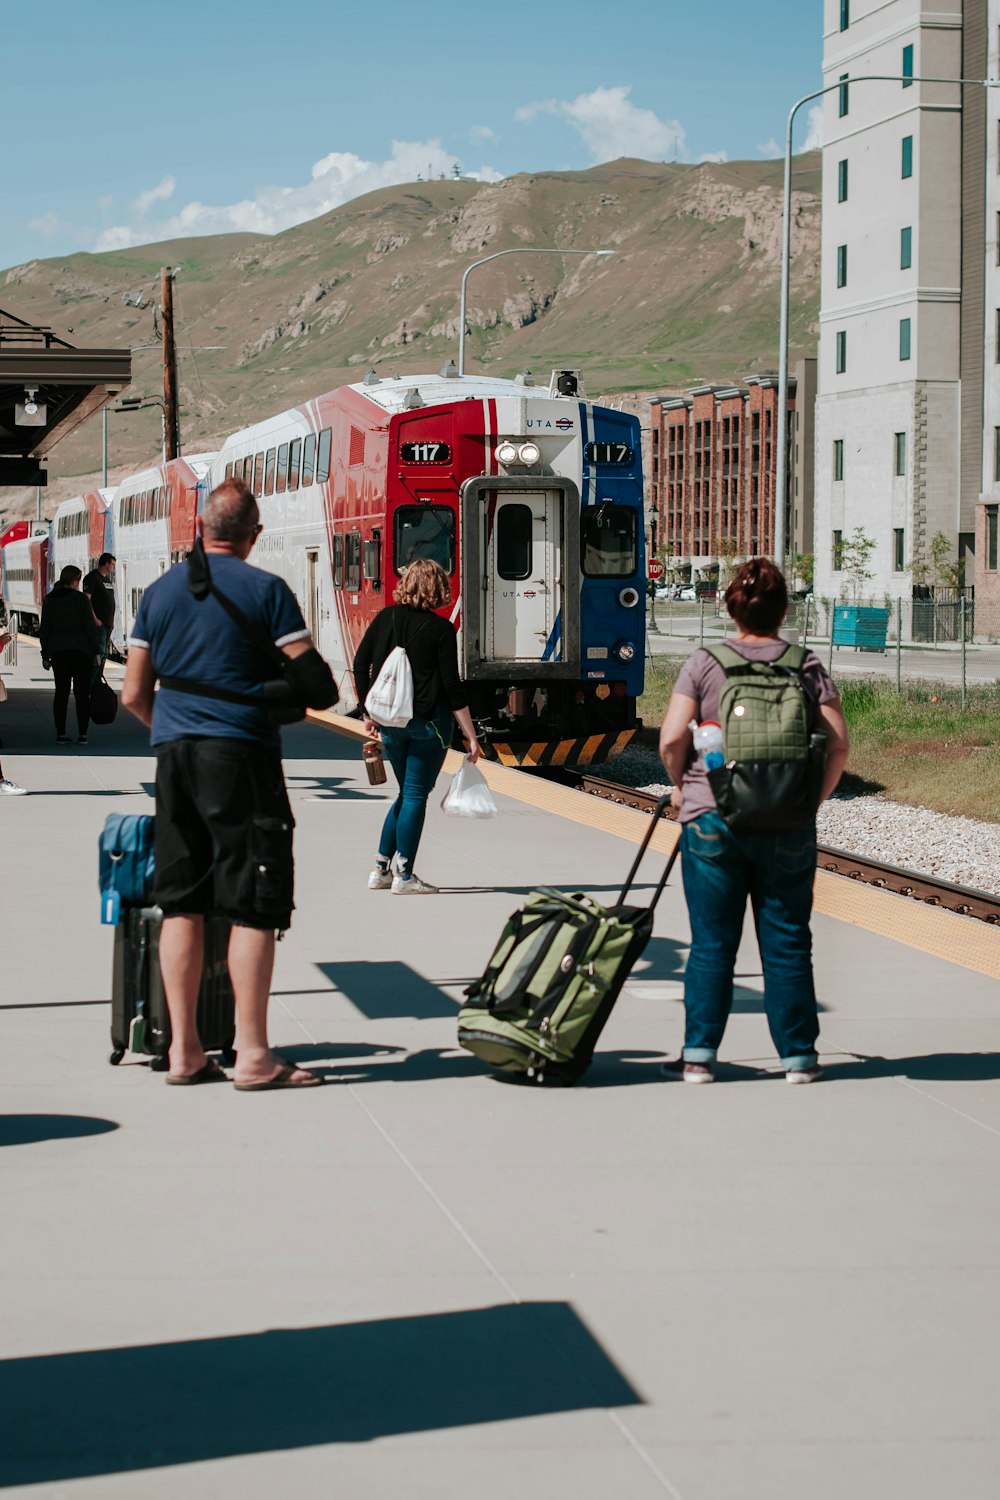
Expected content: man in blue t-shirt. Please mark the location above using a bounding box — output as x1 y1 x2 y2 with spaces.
123 477 324 1091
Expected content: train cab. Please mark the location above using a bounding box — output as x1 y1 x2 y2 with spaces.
51 489 113 582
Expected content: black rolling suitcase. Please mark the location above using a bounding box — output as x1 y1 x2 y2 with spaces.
109 907 236 1068
458 796 680 1085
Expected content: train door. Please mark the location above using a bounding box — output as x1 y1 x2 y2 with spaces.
460 476 580 680
485 492 556 661
304 548 320 641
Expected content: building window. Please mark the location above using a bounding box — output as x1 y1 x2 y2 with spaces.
838 158 848 202
902 44 914 87
899 318 911 361
994 427 1000 482
995 309 1000 363
835 330 847 373
902 135 913 178
839 74 849 117
996 212 1000 265
901 225 912 269
894 432 907 476
840 0 849 28
832 530 844 570
837 244 848 288
833 439 844 481
987 506 999 570
894 529 905 571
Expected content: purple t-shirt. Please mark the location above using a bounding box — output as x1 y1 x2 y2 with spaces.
673 640 840 823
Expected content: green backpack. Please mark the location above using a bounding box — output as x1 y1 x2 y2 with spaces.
702 642 827 832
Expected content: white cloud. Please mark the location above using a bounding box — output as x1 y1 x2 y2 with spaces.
757 138 782 159
698 151 728 164
131 176 176 216
90 140 503 253
800 105 823 152
469 124 497 141
517 85 685 163
27 212 61 237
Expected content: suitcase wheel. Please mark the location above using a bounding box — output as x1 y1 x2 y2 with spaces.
150 1055 169 1073
108 1048 125 1066
221 1046 237 1068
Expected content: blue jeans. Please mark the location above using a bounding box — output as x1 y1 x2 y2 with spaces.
680 811 819 1071
377 709 452 874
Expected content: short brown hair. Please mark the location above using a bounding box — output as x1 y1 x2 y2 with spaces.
724 557 788 634
393 558 451 611
202 478 259 542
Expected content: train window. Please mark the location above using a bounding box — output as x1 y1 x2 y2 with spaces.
333 532 344 587
393 505 455 575
581 504 638 577
242 456 253 484
363 529 381 586
346 531 362 592
302 433 316 486
276 443 288 494
225 463 232 480
264 449 276 496
252 453 264 499
317 428 332 484
495 504 533 580
288 438 301 492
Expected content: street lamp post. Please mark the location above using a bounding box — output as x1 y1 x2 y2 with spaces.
458 247 614 376
113 396 168 464
774 70 998 570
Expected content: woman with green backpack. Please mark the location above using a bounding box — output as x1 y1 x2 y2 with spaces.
659 558 849 1085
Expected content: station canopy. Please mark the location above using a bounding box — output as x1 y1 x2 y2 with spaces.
0 308 131 487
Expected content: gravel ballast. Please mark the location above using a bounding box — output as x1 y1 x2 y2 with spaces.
582 744 1000 896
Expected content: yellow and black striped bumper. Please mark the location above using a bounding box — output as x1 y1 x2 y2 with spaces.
486 729 637 768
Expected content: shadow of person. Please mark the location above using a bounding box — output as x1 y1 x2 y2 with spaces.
0 1115 119 1148
823 1052 1000 1083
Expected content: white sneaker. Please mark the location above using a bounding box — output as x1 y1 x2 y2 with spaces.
367 866 393 890
786 1065 824 1085
0 779 26 796
391 871 438 894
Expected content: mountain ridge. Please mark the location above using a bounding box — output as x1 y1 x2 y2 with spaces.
1 154 821 518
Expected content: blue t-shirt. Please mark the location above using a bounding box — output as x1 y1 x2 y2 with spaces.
130 554 310 747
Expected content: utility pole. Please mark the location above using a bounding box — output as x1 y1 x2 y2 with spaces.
160 266 180 460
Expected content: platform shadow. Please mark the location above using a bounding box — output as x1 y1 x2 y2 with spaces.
276 1044 487 1083
286 774 383 801
315 961 458 1020
0 1115 119 1148
0 1302 639 1486
823 1052 1000 1082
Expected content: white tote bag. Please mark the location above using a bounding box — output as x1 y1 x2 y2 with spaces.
365 645 414 728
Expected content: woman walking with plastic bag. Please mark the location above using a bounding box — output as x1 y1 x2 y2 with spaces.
353 559 481 894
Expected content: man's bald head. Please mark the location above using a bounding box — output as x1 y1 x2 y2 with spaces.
202 478 259 542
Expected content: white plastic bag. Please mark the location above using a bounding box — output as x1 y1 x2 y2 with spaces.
441 757 498 819
365 646 414 727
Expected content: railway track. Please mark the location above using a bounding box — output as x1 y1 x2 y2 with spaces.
555 770 1000 926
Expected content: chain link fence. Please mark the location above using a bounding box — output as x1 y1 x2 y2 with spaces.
646 594 1000 705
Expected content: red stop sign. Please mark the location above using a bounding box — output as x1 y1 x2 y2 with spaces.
647 559 665 580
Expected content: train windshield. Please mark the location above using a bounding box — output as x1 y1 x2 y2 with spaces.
581 504 638 577
394 505 455 574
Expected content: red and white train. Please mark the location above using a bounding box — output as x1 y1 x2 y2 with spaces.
3 367 646 762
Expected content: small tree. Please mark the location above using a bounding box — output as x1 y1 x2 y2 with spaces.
711 535 741 592
839 526 876 604
790 551 814 590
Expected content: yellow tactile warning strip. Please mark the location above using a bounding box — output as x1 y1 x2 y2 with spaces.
307 709 1000 979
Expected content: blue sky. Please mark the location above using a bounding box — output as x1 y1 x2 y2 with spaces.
2 0 821 269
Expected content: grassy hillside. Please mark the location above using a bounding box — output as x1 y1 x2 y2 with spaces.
1 155 820 516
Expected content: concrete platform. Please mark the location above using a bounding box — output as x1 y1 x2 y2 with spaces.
1 642 999 1499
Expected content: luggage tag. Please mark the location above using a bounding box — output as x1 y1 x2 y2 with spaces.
128 1011 147 1054
101 888 122 926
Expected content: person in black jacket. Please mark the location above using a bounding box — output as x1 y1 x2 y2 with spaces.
39 566 101 744
353 558 480 894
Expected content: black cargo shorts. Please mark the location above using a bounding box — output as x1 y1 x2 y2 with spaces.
154 737 295 930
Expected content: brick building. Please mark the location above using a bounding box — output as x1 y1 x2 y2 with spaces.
647 364 813 579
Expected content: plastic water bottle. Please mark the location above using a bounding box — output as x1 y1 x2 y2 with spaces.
690 719 725 772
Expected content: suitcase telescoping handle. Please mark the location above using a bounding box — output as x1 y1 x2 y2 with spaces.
616 794 680 912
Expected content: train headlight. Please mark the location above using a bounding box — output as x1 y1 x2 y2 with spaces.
618 586 640 608
517 441 540 465
496 441 518 466
613 639 636 663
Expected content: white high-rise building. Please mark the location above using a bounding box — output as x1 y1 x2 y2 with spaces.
814 0 991 602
